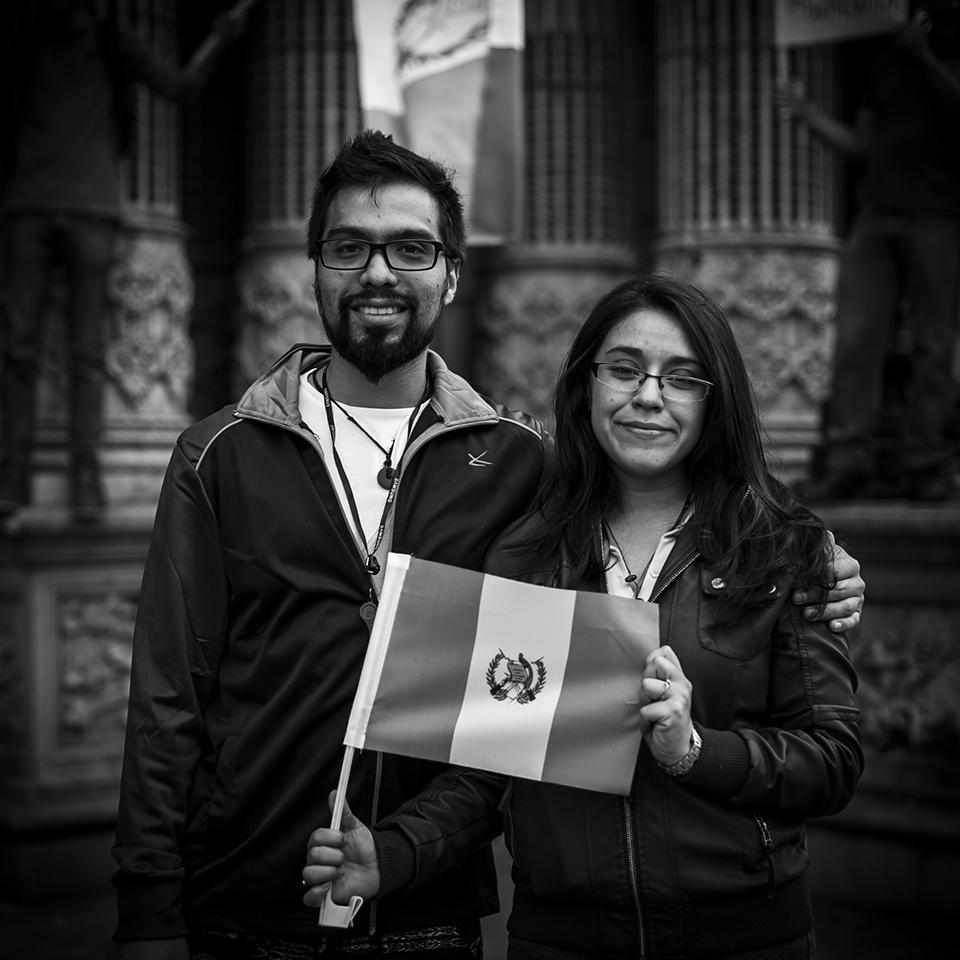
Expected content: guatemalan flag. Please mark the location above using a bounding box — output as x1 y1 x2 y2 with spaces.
351 0 523 244
344 554 660 795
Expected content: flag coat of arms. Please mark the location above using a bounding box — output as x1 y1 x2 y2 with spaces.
344 553 660 795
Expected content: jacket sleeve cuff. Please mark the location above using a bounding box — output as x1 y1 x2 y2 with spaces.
372 827 418 897
677 727 750 796
112 876 188 941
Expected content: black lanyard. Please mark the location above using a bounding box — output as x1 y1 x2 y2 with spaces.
319 371 427 578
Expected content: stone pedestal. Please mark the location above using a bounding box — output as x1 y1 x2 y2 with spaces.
0 526 148 898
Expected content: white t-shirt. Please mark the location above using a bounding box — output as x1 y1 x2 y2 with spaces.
299 371 424 552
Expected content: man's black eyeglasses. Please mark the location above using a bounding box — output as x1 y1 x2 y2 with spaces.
317 239 447 272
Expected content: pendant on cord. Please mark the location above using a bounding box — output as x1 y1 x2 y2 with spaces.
377 461 396 490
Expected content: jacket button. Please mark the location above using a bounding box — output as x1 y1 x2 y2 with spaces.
710 577 726 590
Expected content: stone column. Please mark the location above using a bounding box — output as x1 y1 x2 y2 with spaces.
235 0 361 388
24 0 194 525
654 0 840 482
473 0 651 424
0 0 190 896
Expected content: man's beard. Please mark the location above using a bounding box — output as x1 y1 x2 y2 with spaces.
321 296 442 382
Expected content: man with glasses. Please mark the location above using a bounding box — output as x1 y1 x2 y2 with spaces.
108 131 865 959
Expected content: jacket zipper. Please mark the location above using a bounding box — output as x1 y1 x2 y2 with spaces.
649 549 699 603
621 796 647 957
754 813 777 898
250 412 501 938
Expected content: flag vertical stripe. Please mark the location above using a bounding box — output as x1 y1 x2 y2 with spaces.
541 593 658 794
344 553 412 749
449 575 576 780
362 558 485 762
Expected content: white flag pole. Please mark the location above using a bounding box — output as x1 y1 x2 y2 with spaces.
317 745 364 928
329 744 355 832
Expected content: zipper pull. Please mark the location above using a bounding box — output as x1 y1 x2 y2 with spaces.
755 814 776 898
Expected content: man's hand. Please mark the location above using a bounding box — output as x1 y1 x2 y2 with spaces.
302 792 381 908
791 533 865 632
774 76 810 120
897 11 935 61
104 939 190 960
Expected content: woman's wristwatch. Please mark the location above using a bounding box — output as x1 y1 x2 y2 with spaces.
660 726 702 777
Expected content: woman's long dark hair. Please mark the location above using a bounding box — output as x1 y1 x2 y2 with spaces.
514 275 833 606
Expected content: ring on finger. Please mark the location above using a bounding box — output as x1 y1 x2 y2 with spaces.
661 676 671 699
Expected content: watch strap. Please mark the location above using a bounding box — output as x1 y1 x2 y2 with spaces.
660 726 702 777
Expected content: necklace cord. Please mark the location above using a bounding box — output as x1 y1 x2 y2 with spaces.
317 370 428 577
603 493 692 600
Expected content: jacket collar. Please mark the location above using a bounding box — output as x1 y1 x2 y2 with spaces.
234 343 499 429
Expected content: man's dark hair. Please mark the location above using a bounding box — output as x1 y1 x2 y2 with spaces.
306 130 466 263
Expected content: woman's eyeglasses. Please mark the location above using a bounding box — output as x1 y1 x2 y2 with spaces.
591 362 714 402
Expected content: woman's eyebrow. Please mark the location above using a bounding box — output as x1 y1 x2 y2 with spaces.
602 345 703 366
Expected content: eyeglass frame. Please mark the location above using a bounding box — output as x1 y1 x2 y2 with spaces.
315 238 449 272
590 362 714 402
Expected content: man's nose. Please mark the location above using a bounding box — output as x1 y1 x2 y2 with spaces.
360 249 398 285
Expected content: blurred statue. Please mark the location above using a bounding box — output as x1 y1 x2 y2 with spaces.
0 0 254 523
780 1 960 501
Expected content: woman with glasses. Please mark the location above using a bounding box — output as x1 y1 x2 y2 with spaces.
304 275 863 960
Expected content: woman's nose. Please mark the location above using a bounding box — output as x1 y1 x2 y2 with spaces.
632 375 664 408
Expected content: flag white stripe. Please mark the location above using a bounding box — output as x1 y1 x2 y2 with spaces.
490 0 524 48
344 552 411 749
448 574 576 780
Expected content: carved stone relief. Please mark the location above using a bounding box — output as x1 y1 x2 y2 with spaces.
106 235 194 410
57 592 137 745
235 256 322 389
852 605 960 756
476 268 631 425
656 246 837 405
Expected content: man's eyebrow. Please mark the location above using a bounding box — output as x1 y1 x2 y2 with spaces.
323 227 439 241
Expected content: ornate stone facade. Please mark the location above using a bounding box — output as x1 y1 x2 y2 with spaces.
0 533 145 832
658 244 838 478
476 253 633 423
235 255 322 387
105 236 194 416
0 0 181 883
656 0 839 481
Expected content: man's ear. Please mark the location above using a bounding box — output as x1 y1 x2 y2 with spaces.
443 260 461 305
